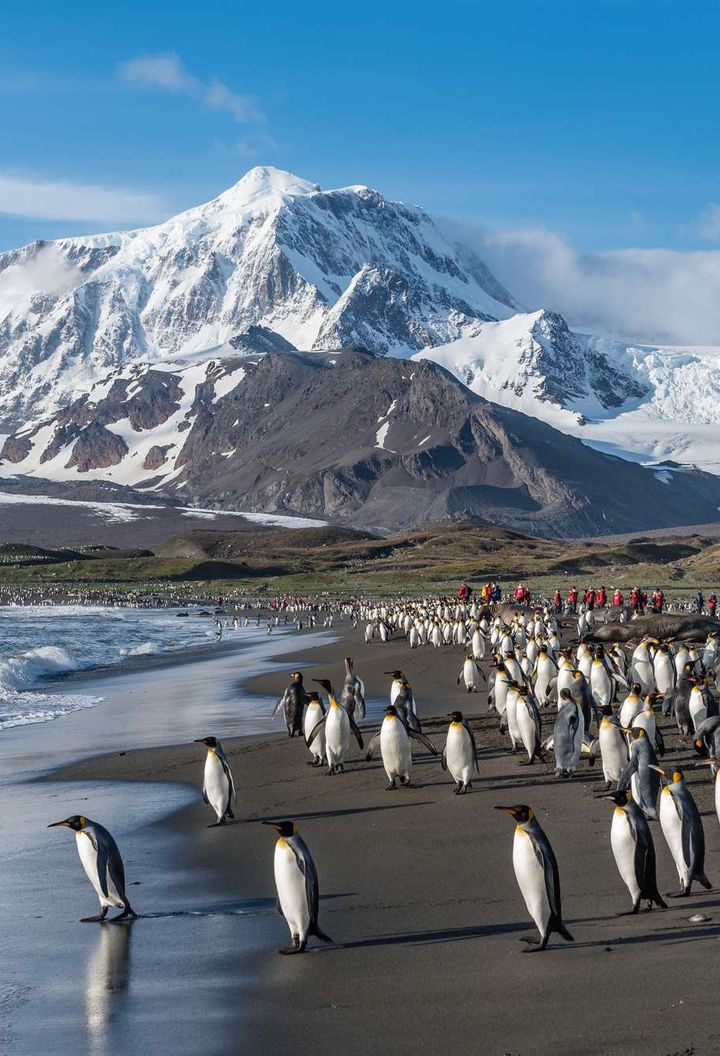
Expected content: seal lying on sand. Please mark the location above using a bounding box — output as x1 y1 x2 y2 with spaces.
585 613 719 643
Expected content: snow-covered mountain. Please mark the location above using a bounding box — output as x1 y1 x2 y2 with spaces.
414 311 720 473
0 166 517 429
0 163 719 502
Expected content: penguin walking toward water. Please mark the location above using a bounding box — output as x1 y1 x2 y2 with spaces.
272 671 309 737
651 767 712 896
442 711 479 793
303 691 326 766
494 804 574 951
365 705 438 789
48 816 137 923
597 789 666 913
307 679 364 775
457 655 486 693
340 657 366 720
262 820 333 954
194 736 236 825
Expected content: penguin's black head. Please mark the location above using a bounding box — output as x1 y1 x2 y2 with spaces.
595 789 629 806
384 705 398 717
262 820 296 838
631 683 641 695
48 815 86 831
559 688 573 702
594 646 605 657
494 804 532 823
194 736 219 748
447 710 464 722
292 672 303 683
384 670 403 679
598 704 613 716
307 691 320 701
313 678 332 692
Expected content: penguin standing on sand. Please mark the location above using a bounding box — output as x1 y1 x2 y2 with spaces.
442 711 479 793
340 657 366 720
515 687 544 766
553 689 584 777
385 671 407 706
307 679 364 775
651 767 712 896
597 789 666 913
303 691 326 767
194 736 236 826
618 728 660 820
597 705 628 788
391 678 422 733
365 705 438 790
48 816 137 923
494 804 574 951
262 820 333 954
457 655 485 693
272 672 308 738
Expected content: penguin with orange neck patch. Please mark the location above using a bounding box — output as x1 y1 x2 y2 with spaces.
262 820 333 954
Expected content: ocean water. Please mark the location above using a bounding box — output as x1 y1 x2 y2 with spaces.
0 605 226 729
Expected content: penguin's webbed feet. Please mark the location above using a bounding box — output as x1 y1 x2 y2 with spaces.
80 910 108 923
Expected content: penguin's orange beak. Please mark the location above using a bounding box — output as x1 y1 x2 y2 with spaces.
494 805 517 816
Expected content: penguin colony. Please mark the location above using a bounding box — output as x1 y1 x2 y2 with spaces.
48 600 720 954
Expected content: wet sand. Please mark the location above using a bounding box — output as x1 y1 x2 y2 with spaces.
36 619 720 1056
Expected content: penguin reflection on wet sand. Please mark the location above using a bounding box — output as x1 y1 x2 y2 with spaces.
494 805 574 952
194 736 236 826
262 820 333 954
48 816 137 923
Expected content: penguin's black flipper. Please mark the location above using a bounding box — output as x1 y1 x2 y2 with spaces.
305 717 327 749
218 750 236 807
408 728 439 756
440 745 448 771
617 753 638 792
655 726 665 757
463 720 480 771
349 715 364 750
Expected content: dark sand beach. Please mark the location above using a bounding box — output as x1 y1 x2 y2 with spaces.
2 615 717 1056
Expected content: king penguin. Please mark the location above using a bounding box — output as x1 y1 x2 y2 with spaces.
303 691 326 767
307 679 364 775
494 804 574 951
48 815 137 923
365 705 438 790
442 711 479 793
651 767 712 896
272 672 308 737
194 736 236 826
262 820 333 954
597 789 666 914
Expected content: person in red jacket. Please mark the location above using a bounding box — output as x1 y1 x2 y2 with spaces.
513 584 525 604
652 588 664 613
630 587 640 614
612 588 624 607
567 587 578 614
584 587 596 610
596 585 607 608
708 591 717 616
639 590 648 615
553 589 562 613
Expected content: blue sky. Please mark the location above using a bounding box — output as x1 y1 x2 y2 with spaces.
1 0 719 256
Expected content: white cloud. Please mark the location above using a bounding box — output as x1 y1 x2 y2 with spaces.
118 53 264 123
0 245 82 313
443 217 720 346
0 172 167 223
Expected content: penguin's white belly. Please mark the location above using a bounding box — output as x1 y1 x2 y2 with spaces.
76 832 123 908
689 690 707 731
619 697 642 728
304 705 326 759
380 720 411 780
599 726 627 782
534 660 553 701
512 830 550 935
659 789 689 886
517 703 537 758
610 810 640 903
494 680 508 716
633 659 655 694
325 709 350 765
274 841 310 940
505 693 520 747
654 658 674 694
446 725 473 783
590 665 612 707
463 661 479 690
204 753 230 820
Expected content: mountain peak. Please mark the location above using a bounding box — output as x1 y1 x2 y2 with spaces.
215 166 320 209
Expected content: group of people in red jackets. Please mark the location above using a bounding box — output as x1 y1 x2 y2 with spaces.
553 585 667 615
